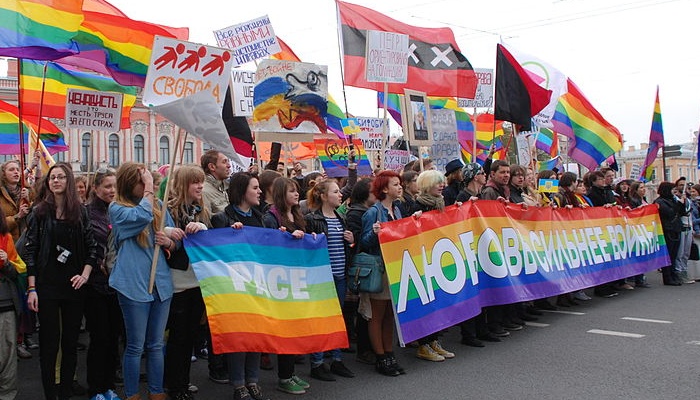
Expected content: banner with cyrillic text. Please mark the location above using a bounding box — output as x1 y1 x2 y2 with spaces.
378 202 669 345
184 226 348 354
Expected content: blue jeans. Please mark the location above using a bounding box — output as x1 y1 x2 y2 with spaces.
310 276 346 367
227 352 261 387
118 291 172 397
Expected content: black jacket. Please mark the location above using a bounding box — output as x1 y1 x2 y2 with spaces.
211 204 265 229
86 197 111 293
654 197 683 237
304 209 354 270
587 185 615 207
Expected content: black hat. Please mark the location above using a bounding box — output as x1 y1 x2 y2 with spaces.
444 159 464 176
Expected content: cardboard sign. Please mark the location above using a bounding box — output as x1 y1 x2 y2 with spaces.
213 15 281 67
365 30 409 83
230 69 255 116
384 149 411 172
430 109 461 172
143 36 234 108
458 68 494 108
351 117 385 151
65 89 123 130
314 137 372 178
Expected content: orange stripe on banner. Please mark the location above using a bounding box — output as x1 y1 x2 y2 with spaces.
211 331 349 355
208 312 347 338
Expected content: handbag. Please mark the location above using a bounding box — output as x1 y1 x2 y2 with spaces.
165 245 190 271
690 242 699 261
348 252 385 294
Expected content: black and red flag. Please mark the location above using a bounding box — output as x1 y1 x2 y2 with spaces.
337 0 477 98
494 43 552 131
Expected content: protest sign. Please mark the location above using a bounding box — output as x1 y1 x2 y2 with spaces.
384 149 411 171
230 69 255 116
184 226 348 354
349 117 384 151
365 30 409 83
458 68 494 108
214 15 281 66
430 109 461 172
143 36 234 108
314 136 372 177
378 202 668 345
65 89 122 131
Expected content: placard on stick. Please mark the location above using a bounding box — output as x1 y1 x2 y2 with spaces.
365 30 409 84
65 89 123 130
214 15 281 67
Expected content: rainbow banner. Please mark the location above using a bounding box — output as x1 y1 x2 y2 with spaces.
378 202 668 345
314 136 372 178
184 226 348 354
641 86 664 182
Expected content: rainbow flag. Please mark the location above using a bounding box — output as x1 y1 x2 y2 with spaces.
535 127 559 158
551 78 622 171
184 226 348 354
19 59 138 129
641 86 664 182
314 136 372 177
271 38 346 137
57 1 188 87
378 201 668 344
0 99 67 155
537 156 562 172
0 0 83 60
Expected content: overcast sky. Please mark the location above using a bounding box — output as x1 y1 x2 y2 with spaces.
110 0 698 149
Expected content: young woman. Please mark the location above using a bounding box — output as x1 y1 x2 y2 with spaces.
263 178 310 395
410 170 455 362
304 180 355 380
25 162 98 400
360 171 404 377
614 179 631 208
628 181 652 287
0 160 31 241
211 172 270 400
109 162 182 400
75 175 90 204
164 165 210 400
0 205 26 399
84 167 123 400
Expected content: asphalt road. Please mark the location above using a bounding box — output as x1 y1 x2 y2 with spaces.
17 271 700 400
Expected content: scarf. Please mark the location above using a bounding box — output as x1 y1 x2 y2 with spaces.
416 193 445 211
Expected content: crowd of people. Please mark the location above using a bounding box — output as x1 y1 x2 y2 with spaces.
0 149 697 400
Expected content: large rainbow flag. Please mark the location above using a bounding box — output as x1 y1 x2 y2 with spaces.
184 226 348 354
552 79 622 171
314 136 372 178
0 0 83 60
641 86 664 182
0 99 67 155
378 201 668 345
19 59 138 129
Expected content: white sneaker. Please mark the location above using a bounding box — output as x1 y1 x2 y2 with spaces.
573 291 592 301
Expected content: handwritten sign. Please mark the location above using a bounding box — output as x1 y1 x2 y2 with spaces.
314 137 372 178
365 30 409 83
65 89 123 131
351 117 385 151
458 68 494 108
384 149 411 172
430 109 461 171
230 69 255 116
143 36 234 108
214 15 281 67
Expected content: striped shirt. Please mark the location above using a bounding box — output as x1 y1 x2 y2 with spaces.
326 217 346 277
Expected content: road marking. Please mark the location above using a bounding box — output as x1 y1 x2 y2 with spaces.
525 322 550 327
587 329 645 338
686 341 700 346
621 317 672 324
541 310 586 316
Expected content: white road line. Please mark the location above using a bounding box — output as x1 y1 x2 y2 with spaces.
621 317 672 324
587 329 645 338
525 322 550 327
686 341 700 346
541 310 586 316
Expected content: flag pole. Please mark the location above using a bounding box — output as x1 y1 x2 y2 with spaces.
334 0 351 120
472 106 477 162
16 59 27 185
149 126 183 293
381 82 389 170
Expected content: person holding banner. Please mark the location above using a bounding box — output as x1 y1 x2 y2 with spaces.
108 163 181 400
654 182 684 286
628 181 652 287
304 180 356 380
409 170 456 362
210 172 271 400
0 160 32 241
360 171 405 377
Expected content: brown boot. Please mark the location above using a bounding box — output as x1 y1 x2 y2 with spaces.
126 395 141 400
148 393 167 400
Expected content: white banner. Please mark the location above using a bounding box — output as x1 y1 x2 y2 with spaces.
384 149 411 171
230 69 255 117
65 89 123 131
365 30 409 83
430 109 460 172
354 117 385 151
143 36 234 108
214 15 281 66
458 68 494 108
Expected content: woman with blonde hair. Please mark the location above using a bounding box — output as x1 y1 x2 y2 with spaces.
164 165 210 400
0 160 31 241
109 162 183 400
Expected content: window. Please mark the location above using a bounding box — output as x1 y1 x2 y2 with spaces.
159 136 170 165
133 135 144 164
183 141 194 164
54 151 66 162
202 142 212 152
81 133 92 171
650 169 657 181
0 155 14 163
664 168 670 181
678 167 684 179
108 134 120 167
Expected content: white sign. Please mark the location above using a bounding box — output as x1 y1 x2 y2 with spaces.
365 30 409 83
231 69 255 117
430 109 461 172
214 15 281 67
515 132 532 166
65 89 123 130
458 68 494 108
384 149 411 171
354 117 385 151
629 163 641 180
143 36 234 108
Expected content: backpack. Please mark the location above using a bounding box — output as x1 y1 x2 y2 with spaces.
103 230 118 273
